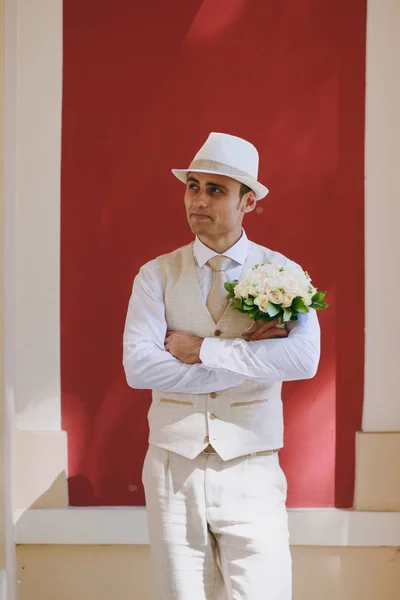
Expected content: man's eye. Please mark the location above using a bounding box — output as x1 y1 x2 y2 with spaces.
211 187 222 194
188 184 198 191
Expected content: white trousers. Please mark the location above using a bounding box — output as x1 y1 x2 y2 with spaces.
142 444 292 600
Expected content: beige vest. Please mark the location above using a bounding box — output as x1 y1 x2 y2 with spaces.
148 241 284 460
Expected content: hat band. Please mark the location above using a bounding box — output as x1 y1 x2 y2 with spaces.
189 159 256 180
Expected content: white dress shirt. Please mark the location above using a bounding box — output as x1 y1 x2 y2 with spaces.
123 230 321 394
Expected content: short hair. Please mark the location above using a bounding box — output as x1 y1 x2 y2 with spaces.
239 182 253 199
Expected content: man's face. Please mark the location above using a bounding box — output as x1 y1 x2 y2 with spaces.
184 172 250 238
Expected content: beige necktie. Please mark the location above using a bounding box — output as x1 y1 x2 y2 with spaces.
206 256 232 323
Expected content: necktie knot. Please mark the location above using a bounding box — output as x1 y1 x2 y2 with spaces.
207 255 232 273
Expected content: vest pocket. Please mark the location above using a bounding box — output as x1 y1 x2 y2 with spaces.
231 399 268 408
159 398 193 406
231 399 269 422
156 398 194 415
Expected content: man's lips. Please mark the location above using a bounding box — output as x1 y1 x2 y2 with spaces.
190 214 212 220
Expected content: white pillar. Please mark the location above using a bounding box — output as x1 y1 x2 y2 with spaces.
2 0 17 596
6 0 67 512
363 0 400 432
14 0 63 431
355 0 400 511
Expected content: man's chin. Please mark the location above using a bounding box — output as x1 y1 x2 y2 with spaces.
188 220 212 236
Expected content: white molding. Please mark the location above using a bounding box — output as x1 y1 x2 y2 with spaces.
363 0 400 430
0 572 7 600
14 507 400 547
14 0 62 431
4 0 18 598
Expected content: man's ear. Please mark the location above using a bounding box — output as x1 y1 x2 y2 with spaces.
242 191 257 214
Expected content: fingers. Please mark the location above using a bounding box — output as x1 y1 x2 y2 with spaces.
165 330 180 352
165 330 179 341
261 318 280 330
250 319 280 335
246 321 259 334
166 329 187 337
165 332 175 350
249 326 288 341
247 318 279 334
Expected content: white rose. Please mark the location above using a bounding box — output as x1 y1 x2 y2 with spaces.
254 294 269 313
279 276 300 297
268 289 284 305
250 273 261 286
266 277 280 291
281 293 294 308
255 278 273 295
234 282 251 299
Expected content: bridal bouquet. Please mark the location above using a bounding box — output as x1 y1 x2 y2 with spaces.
225 262 328 324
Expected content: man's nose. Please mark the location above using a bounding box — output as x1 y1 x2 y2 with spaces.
193 189 208 207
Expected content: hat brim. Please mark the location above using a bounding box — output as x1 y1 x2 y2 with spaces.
171 168 269 201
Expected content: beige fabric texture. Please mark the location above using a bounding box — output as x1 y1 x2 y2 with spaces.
148 242 291 461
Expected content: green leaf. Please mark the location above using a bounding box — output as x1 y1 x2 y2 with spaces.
312 299 329 310
266 302 281 317
262 314 277 324
292 296 309 314
312 291 327 304
292 296 304 309
224 281 237 299
282 307 292 322
295 303 309 314
310 290 328 310
232 298 242 309
244 297 255 306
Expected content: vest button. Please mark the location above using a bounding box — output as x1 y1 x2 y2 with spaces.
209 413 217 420
210 392 217 399
204 436 209 443
214 329 221 336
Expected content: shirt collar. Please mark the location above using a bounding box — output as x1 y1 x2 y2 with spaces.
193 229 250 268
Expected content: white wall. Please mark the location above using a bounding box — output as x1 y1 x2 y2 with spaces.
363 0 400 431
13 0 62 432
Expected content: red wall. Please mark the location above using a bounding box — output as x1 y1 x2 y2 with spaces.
61 0 366 507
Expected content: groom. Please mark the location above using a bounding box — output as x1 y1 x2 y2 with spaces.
123 132 320 600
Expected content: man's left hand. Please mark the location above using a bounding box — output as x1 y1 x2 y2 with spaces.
165 330 203 364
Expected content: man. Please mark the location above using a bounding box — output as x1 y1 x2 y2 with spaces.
123 132 320 600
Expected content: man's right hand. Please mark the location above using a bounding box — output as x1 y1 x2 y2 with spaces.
246 318 289 342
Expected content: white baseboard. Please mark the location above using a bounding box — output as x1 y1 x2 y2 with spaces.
14 507 400 547
0 571 7 600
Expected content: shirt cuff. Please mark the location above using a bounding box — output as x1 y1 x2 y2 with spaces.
200 337 232 370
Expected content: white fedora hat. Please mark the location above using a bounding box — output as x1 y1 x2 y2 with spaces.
171 132 269 200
